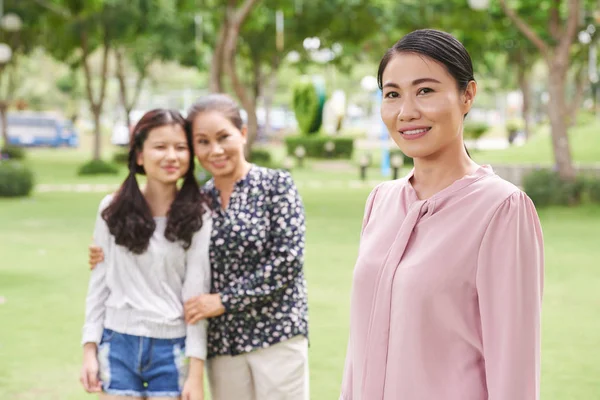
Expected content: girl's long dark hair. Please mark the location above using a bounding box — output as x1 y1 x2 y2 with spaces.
101 109 206 254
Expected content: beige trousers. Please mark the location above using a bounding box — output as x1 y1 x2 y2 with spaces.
207 335 309 400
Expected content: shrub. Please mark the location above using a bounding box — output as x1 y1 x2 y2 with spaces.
112 149 129 164
284 135 354 159
463 121 489 141
586 177 600 203
0 161 34 197
522 169 584 207
249 148 273 167
78 159 119 176
1 145 26 160
292 77 326 135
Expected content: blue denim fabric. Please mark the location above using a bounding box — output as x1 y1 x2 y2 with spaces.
97 328 188 397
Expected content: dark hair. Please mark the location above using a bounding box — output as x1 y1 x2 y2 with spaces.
377 29 475 93
186 93 244 131
101 109 206 254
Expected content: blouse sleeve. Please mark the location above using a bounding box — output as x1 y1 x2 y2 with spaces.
182 214 212 360
340 184 381 400
81 195 113 345
220 171 305 313
476 190 544 400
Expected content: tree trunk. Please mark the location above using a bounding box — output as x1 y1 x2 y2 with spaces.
81 28 111 161
547 64 576 181
0 103 8 146
245 101 259 158
92 107 102 160
210 24 228 93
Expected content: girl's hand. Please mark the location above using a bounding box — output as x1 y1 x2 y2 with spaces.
89 244 104 270
80 344 102 393
184 294 225 324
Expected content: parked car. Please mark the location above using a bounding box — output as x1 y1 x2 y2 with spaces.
6 112 79 147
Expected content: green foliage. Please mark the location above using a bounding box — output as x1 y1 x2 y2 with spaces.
523 169 585 207
0 161 34 197
292 78 326 135
463 121 489 140
585 177 600 204
1 145 26 160
77 159 119 176
112 149 129 164
249 148 273 167
506 118 525 133
284 135 354 159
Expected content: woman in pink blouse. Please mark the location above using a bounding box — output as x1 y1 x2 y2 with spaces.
340 29 544 400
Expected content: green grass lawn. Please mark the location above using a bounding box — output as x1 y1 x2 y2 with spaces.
2 128 600 399
1 188 600 399
473 121 600 165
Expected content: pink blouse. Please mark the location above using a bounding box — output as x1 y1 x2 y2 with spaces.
340 166 544 400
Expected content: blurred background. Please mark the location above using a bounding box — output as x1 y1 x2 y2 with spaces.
0 0 599 399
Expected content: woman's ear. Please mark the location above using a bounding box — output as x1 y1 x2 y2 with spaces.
461 80 477 114
136 150 144 167
241 126 248 144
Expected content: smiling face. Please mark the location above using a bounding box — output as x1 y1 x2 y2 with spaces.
136 124 190 185
380 52 476 160
192 110 248 179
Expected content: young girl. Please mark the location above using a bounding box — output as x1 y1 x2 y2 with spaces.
340 30 544 400
80 109 211 400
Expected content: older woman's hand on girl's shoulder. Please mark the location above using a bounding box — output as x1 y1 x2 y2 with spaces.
184 294 225 324
88 243 104 270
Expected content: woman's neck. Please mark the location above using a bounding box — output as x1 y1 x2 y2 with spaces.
143 179 178 217
411 141 478 200
214 160 252 193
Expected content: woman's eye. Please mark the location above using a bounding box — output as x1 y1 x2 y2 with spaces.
197 139 208 145
418 88 433 95
218 135 230 141
384 91 399 99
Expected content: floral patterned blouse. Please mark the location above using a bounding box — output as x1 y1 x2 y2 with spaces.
202 165 309 358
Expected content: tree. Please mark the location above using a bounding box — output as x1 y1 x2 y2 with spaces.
112 1 192 130
32 0 150 160
499 0 591 180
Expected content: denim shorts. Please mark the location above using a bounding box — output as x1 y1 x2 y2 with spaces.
97 328 188 397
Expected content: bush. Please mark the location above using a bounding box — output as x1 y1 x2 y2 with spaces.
249 148 273 167
1 145 26 160
284 135 354 159
0 161 34 197
112 149 129 164
463 121 489 141
523 169 584 207
586 177 600 203
292 77 326 135
78 159 119 176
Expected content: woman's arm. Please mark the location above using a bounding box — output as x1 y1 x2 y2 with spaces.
476 190 544 400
